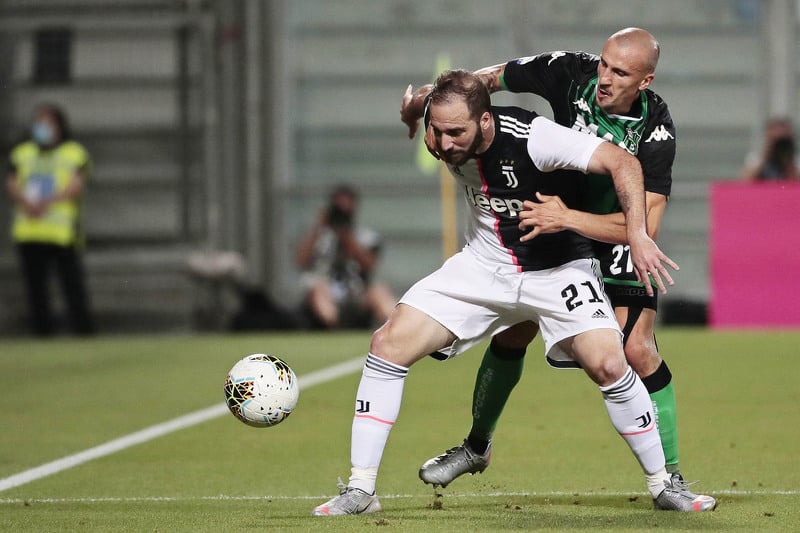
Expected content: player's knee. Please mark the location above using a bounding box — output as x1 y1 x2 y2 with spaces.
590 354 629 387
369 324 392 358
623 338 661 376
368 321 409 365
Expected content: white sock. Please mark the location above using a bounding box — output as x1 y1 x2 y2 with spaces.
349 466 378 495
599 366 666 477
348 353 408 494
646 468 672 498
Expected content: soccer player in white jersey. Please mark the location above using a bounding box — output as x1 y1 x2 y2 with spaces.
312 70 712 517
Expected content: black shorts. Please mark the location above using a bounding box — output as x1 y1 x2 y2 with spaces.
604 282 658 310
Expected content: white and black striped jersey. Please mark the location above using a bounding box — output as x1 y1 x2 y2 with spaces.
445 106 604 271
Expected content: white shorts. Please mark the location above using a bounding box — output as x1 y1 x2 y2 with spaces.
398 246 621 362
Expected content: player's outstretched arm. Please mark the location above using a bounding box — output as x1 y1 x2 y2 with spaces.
525 116 676 295
586 143 678 295
519 192 628 244
519 191 667 245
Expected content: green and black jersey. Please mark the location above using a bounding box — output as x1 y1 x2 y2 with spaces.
501 51 675 290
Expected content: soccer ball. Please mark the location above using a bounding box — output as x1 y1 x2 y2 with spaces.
224 354 299 427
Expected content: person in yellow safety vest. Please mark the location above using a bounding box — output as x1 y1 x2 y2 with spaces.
6 103 95 336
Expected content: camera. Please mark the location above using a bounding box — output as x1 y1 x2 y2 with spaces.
773 136 795 160
327 204 353 228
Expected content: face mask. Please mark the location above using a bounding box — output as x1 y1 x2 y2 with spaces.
32 121 55 146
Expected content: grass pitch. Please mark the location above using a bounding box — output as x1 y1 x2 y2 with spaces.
0 328 798 532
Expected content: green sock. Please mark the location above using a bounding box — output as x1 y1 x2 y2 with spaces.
642 362 680 472
467 342 525 453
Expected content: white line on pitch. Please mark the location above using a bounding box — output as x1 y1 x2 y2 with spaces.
0 356 365 494
1 488 798 505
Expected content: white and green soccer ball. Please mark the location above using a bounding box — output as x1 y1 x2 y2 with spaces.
224 354 299 427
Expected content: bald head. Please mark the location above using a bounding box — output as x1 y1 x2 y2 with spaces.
595 27 660 114
606 27 660 74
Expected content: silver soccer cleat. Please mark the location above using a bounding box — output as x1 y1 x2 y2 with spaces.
419 439 492 488
653 473 717 512
311 478 382 516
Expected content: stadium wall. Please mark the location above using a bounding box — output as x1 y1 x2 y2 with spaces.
0 0 789 333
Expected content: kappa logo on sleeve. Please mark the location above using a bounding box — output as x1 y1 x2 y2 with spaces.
644 125 674 143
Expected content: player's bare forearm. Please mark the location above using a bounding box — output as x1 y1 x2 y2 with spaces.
519 193 627 244
586 144 647 238
618 179 678 296
568 204 669 244
587 144 678 294
611 159 647 240
401 83 433 138
473 63 506 93
617 187 645 238
567 211 628 244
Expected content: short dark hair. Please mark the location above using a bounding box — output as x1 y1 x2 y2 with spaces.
429 69 491 121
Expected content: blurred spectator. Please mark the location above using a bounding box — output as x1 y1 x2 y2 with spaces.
739 117 799 181
295 184 396 329
5 104 95 336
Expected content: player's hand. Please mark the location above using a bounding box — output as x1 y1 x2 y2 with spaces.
401 84 421 139
518 193 569 241
402 84 440 160
628 232 680 296
423 125 441 160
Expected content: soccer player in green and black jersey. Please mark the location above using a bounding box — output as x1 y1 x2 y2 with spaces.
402 28 701 497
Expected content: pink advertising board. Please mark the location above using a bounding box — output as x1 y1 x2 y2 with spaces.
710 181 800 328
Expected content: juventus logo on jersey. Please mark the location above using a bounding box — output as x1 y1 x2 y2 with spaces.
501 163 519 188
635 411 652 428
